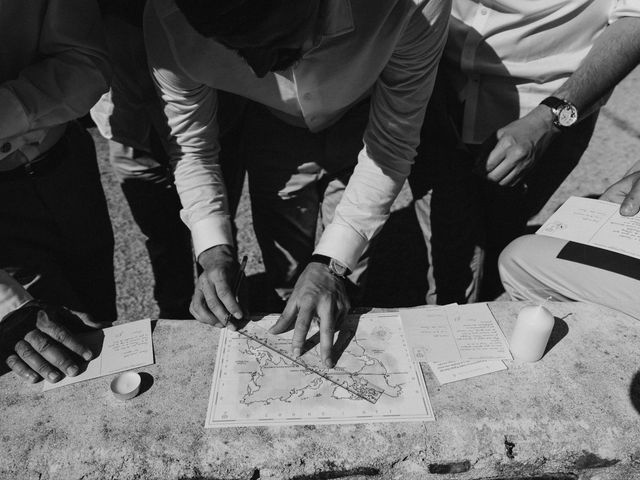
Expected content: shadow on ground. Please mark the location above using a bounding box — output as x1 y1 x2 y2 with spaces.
362 204 429 307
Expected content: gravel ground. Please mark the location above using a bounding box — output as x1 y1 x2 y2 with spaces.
97 67 640 322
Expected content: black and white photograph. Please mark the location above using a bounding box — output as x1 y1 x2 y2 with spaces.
1 0 640 478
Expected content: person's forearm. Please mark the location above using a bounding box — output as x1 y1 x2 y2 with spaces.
0 0 111 139
554 17 640 117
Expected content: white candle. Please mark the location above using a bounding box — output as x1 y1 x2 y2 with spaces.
509 305 555 362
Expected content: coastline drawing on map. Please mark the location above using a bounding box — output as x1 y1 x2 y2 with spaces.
205 313 434 427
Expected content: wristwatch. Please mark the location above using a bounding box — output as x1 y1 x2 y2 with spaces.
309 254 350 279
539 96 579 130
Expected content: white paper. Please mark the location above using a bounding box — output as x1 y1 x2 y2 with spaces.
399 305 459 362
43 318 154 391
205 313 435 428
428 360 507 385
400 304 512 362
537 196 640 260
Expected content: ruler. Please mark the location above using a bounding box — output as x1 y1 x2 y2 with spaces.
235 320 384 404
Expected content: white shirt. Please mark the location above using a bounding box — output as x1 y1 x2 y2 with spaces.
445 0 640 144
145 0 451 271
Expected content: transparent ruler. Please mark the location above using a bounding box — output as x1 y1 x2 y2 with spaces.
236 321 384 404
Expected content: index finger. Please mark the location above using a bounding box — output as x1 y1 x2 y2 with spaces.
37 310 93 361
317 300 336 368
291 307 314 359
485 136 512 172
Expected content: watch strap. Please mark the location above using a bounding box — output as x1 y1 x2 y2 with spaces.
540 96 565 110
309 254 350 277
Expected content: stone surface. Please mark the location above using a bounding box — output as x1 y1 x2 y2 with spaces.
1 301 639 480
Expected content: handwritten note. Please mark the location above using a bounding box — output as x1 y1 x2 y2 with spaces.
400 304 512 362
43 318 154 391
537 196 640 259
427 360 507 385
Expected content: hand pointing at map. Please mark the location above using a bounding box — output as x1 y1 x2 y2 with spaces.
269 262 350 368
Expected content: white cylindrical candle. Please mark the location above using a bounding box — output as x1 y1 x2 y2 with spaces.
509 305 555 362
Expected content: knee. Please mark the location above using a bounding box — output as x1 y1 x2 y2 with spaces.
498 235 537 290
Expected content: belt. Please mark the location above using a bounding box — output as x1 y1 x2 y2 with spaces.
0 139 65 181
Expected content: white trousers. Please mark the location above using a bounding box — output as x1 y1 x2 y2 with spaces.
499 234 640 320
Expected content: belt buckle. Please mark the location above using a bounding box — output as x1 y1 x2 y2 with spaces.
24 161 35 176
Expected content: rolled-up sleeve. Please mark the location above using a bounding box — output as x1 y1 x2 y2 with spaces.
314 0 451 271
0 270 33 324
0 0 111 139
145 3 234 258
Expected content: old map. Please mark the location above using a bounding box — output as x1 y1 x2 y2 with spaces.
205 313 434 427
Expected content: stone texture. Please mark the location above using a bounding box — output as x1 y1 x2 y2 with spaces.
1 301 639 480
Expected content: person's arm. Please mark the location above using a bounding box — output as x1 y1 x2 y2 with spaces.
0 0 111 139
270 0 451 367
484 15 640 186
144 2 243 327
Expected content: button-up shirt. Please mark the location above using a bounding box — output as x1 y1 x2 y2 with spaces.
0 0 111 170
445 0 640 144
145 0 450 271
0 0 110 321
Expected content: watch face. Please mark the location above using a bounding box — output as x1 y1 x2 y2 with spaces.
329 258 348 277
557 104 578 127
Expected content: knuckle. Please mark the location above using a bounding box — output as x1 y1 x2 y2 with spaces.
29 332 53 353
34 311 50 329
511 145 526 157
14 339 33 357
51 327 70 345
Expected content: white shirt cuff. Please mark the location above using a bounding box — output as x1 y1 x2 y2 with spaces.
0 87 29 140
314 223 368 273
0 270 34 323
191 216 235 260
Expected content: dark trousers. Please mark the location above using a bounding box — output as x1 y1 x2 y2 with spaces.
0 123 117 323
244 100 371 307
410 78 599 305
109 116 246 318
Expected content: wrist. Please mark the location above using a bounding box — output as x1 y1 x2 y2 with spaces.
0 299 44 328
197 244 235 270
309 254 351 279
539 96 579 130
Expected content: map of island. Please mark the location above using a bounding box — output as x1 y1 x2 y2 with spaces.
205 313 434 427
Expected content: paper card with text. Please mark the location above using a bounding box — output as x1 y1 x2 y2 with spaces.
537 196 640 260
427 360 507 385
43 318 154 391
400 304 511 363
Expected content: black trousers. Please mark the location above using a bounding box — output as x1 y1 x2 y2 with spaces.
0 122 116 324
409 73 598 305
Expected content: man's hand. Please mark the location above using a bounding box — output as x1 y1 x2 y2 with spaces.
3 307 95 384
190 244 243 329
269 262 350 368
600 167 640 216
483 106 559 186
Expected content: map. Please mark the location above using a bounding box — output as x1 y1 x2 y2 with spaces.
205 313 434 427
